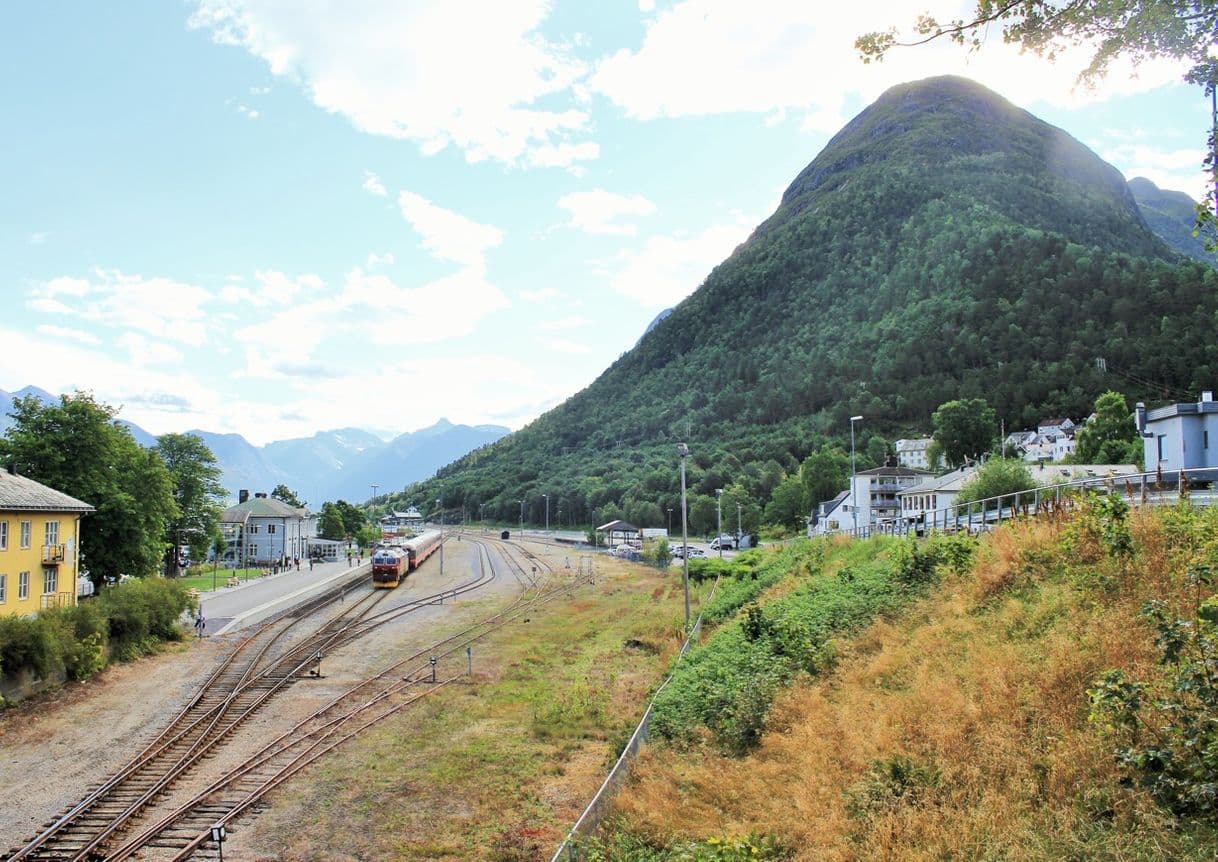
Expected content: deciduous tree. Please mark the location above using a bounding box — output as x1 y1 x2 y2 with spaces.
932 398 998 468
271 484 305 508
1075 390 1142 464
0 393 176 585
155 433 226 576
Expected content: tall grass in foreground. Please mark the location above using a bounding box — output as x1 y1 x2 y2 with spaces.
596 500 1218 861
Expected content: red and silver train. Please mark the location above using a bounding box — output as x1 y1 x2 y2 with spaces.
371 530 442 588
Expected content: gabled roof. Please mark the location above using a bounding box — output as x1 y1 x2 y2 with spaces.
596 519 639 533
820 490 849 515
0 470 95 513
221 496 307 524
900 466 977 495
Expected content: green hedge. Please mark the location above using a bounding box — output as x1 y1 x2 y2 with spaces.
0 578 195 689
652 537 947 753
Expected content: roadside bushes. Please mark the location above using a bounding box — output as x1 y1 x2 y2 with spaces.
652 538 941 753
0 577 194 690
696 542 823 624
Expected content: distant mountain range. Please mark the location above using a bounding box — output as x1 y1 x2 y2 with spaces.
0 386 508 507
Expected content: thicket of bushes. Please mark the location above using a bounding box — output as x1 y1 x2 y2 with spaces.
0 578 195 693
653 535 974 753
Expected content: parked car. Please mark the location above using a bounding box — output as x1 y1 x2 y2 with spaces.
671 545 687 559
709 535 736 550
686 547 706 558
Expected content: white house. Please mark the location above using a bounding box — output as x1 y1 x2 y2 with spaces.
1037 417 1075 439
898 466 978 527
1137 392 1218 473
380 506 424 536
894 437 934 470
220 491 312 566
807 490 850 537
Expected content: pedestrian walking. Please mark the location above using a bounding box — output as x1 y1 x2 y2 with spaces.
294 556 300 571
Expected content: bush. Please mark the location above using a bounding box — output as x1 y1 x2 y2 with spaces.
0 615 63 679
955 458 1036 509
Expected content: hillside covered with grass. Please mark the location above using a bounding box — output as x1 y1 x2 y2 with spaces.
588 499 1218 860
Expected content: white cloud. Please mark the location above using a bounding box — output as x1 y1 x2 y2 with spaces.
397 191 504 269
557 189 656 236
366 251 395 268
219 270 320 307
35 324 101 345
190 0 597 168
1101 140 1210 200
362 170 388 197
27 269 214 345
118 332 185 366
27 231 50 245
602 216 756 307
537 336 592 354
236 102 259 119
520 287 565 302
534 315 590 332
591 1 1188 129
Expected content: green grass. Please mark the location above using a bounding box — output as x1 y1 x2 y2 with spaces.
173 567 268 592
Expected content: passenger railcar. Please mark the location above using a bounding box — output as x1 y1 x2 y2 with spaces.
403 529 442 570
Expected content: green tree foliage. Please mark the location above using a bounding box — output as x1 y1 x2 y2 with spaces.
382 78 1218 534
155 433 226 575
0 393 176 585
1075 390 1142 464
317 502 346 540
355 524 381 550
271 484 305 508
954 458 1037 507
764 475 808 529
801 447 850 509
932 398 998 468
857 2 1218 246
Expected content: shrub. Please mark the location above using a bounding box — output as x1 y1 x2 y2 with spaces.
0 615 63 679
99 577 192 659
955 457 1036 509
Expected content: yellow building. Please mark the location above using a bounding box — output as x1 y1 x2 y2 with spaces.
0 466 94 616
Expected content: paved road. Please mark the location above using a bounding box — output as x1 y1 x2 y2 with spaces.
192 557 368 636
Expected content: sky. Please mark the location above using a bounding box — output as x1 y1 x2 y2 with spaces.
1 1 1207 446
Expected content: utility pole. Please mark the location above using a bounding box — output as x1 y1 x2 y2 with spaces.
736 502 742 547
678 443 690 631
436 496 443 576
518 499 524 534
715 489 723 558
370 483 379 500
850 415 863 536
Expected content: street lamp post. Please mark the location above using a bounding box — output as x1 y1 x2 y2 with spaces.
667 507 673 535
715 489 724 559
850 415 863 536
479 502 486 533
677 443 690 631
543 493 549 535
518 499 524 534
436 497 444 576
370 483 379 500
736 502 742 548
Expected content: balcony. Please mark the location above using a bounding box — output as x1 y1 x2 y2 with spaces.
42 544 65 564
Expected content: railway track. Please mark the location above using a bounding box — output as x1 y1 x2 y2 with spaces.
4 533 583 862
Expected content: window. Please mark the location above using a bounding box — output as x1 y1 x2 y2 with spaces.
45 520 59 546
1158 435 1168 461
248 525 260 534
1206 430 1210 450
0 574 6 603
247 544 257 557
18 571 29 600
267 524 277 534
0 520 7 550
20 521 31 548
43 566 57 595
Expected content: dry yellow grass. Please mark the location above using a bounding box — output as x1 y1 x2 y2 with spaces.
605 508 1217 860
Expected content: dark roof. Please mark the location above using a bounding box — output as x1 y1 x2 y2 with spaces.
855 465 933 477
221 496 308 524
0 470 95 513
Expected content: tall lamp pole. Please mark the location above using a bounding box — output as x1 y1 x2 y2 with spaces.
370 483 379 500
543 493 549 535
518 499 524 534
736 502 742 547
479 502 486 533
436 497 444 576
715 489 724 559
850 415 863 536
677 443 690 631
667 507 673 535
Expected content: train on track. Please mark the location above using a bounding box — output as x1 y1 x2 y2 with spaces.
372 529 443 587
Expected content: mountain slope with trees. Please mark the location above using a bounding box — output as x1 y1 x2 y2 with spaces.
387 76 1218 534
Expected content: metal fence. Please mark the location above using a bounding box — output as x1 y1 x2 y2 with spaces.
550 577 718 861
824 467 1218 540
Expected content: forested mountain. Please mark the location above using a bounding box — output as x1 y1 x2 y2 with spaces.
371 79 1218 533
1128 176 1212 263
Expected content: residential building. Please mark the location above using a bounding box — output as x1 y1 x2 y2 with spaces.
897 466 979 527
1137 392 1218 473
894 437 934 470
807 490 849 537
1037 417 1076 439
220 491 313 567
0 465 94 616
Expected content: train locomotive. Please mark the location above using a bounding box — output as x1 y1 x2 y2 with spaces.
372 529 443 588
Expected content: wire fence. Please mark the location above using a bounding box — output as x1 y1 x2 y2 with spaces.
549 576 720 861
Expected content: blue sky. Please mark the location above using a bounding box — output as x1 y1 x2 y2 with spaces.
1 1 1206 444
